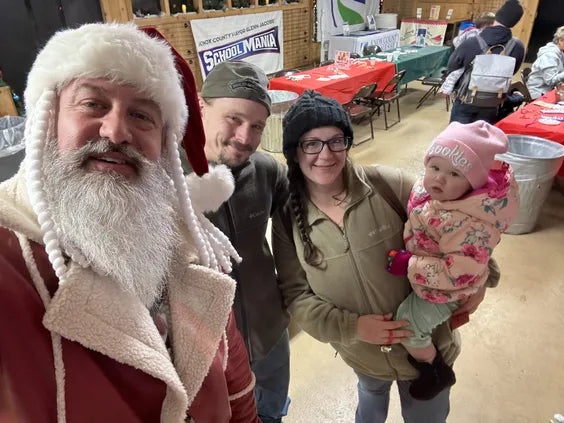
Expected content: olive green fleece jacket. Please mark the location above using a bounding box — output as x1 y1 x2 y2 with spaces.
272 164 462 381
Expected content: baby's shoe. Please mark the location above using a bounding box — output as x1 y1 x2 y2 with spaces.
407 350 456 401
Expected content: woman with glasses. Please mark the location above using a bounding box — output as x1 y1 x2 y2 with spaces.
272 90 497 422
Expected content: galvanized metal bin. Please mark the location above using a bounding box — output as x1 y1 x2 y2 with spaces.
262 90 299 153
0 116 25 182
497 135 564 234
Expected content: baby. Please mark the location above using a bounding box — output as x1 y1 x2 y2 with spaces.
386 120 519 400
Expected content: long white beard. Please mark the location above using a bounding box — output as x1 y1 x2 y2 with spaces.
42 138 180 308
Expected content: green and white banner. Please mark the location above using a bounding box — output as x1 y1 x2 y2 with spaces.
317 0 380 40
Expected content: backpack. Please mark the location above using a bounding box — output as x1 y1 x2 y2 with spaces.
456 35 518 107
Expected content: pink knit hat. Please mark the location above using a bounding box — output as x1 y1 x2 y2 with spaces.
424 120 508 189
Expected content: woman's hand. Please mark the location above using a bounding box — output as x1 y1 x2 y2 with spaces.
356 313 412 345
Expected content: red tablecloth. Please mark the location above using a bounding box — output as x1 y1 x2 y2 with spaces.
268 61 396 105
496 90 564 177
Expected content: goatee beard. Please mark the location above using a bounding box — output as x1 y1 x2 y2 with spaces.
42 138 180 308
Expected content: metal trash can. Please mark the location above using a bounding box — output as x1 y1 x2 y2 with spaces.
496 135 564 234
0 116 26 182
262 90 299 153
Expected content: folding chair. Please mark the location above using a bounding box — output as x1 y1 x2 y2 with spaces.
369 70 407 130
416 70 450 111
520 67 532 84
343 83 377 145
508 81 533 107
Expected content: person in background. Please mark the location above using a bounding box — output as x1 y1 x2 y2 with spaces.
441 12 496 96
447 0 525 124
527 26 564 99
0 23 260 422
181 60 291 423
452 12 496 49
272 90 501 423
386 121 518 401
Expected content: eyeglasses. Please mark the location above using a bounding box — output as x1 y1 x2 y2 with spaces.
299 137 351 154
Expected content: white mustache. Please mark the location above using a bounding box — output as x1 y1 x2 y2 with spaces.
69 138 151 171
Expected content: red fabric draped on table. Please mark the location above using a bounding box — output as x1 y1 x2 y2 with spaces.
496 90 564 177
269 61 396 105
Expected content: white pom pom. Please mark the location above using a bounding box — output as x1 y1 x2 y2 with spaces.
185 164 235 213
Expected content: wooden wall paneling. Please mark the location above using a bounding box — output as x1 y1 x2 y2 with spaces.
382 0 417 21
99 0 132 22
418 0 473 3
127 0 313 89
284 38 311 68
283 8 309 41
185 55 204 92
416 2 473 21
473 0 538 49
381 0 399 14
152 20 197 56
472 0 504 17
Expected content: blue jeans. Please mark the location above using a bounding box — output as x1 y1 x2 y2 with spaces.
251 330 290 423
450 98 498 124
355 371 450 423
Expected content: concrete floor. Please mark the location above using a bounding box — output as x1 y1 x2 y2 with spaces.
264 82 564 423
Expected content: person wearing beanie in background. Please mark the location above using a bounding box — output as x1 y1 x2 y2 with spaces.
440 12 496 96
452 11 496 49
0 23 261 422
272 91 501 422
447 0 526 124
527 26 564 99
179 60 291 423
386 121 519 401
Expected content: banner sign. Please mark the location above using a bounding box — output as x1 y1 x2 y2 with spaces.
400 19 447 46
317 0 380 40
191 11 283 80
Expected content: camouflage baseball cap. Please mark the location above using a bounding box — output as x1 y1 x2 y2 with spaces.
201 60 271 114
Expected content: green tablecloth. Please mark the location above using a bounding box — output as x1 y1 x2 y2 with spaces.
375 45 452 85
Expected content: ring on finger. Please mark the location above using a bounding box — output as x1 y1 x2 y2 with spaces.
387 329 393 345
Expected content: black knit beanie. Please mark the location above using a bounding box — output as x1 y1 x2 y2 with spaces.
495 0 524 28
282 90 354 160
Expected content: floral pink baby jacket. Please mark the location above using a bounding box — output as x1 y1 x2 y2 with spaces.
404 161 519 303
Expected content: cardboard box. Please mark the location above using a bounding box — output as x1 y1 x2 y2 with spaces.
0 86 18 117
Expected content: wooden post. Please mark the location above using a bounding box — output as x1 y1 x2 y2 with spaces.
193 0 203 13
99 0 133 23
160 0 171 16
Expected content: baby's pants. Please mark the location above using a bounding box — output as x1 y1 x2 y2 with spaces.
394 292 459 349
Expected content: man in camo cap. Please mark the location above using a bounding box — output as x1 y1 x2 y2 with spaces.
182 60 291 423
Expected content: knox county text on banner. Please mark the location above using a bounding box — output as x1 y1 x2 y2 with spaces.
191 11 284 80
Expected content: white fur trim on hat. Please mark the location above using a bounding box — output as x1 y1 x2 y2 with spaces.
24 22 187 145
185 165 235 213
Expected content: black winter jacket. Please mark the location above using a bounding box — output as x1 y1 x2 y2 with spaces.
447 25 525 75
188 152 290 362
